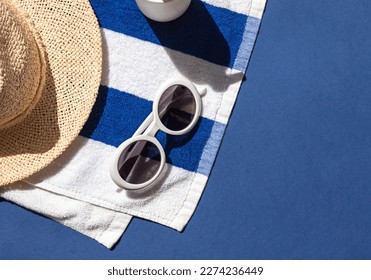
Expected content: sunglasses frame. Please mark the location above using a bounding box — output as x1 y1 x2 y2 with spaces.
110 77 203 190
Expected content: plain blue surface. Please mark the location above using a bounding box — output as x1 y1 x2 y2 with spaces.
1 0 371 259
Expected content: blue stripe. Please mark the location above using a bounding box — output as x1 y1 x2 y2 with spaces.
233 16 262 72
80 86 215 173
90 0 247 68
197 121 226 176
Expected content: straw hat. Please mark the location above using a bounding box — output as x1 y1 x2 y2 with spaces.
0 0 102 186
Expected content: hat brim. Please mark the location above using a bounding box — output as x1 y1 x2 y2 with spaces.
0 0 102 185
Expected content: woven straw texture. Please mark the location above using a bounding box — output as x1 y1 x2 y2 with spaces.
0 0 102 186
0 0 46 129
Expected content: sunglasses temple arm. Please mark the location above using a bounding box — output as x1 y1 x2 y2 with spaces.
199 88 207 97
133 112 154 137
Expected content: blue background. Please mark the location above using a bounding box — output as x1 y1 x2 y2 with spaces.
1 0 371 259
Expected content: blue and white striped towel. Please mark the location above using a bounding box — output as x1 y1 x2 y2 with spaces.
1 0 266 248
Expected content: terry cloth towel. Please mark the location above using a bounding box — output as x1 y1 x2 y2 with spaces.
0 182 132 249
0 0 267 248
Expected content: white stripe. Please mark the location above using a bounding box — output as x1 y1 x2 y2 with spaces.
101 28 244 124
202 0 253 16
202 0 265 19
250 0 266 19
170 172 208 230
25 136 208 231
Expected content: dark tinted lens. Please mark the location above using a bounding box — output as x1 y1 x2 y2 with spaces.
158 85 196 131
117 140 161 185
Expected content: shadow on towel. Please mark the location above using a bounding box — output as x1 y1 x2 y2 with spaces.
146 0 244 92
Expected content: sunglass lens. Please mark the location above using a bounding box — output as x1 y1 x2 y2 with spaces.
117 140 161 185
158 85 196 131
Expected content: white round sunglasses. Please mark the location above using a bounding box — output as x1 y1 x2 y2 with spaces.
110 77 205 190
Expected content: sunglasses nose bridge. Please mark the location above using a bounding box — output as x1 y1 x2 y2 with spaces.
143 119 160 138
